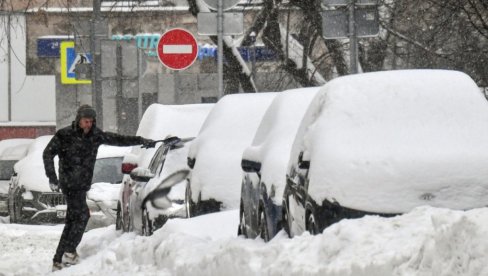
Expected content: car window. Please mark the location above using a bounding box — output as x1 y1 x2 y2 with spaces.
92 157 124 184
0 160 16 180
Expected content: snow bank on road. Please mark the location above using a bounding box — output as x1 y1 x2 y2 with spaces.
71 207 488 275
2 206 488 275
0 223 63 275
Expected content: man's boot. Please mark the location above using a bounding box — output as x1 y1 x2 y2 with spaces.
62 252 80 265
52 261 64 272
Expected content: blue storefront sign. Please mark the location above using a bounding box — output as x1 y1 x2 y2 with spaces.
37 36 73 57
111 34 277 62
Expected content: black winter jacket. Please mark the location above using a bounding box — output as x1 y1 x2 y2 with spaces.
43 122 146 192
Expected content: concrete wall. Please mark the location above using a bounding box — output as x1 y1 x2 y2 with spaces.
0 14 56 123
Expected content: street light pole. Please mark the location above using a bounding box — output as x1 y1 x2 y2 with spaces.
217 0 224 98
349 0 358 74
250 31 256 80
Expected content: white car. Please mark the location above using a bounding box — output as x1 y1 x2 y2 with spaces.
0 139 33 215
186 93 277 218
8 135 130 226
117 103 214 234
283 69 488 237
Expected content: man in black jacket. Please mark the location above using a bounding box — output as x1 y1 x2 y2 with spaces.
43 105 155 271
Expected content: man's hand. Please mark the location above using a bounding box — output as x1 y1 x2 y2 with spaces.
49 182 60 192
141 138 157 148
163 136 181 145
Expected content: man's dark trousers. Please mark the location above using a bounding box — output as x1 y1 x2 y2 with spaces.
53 190 90 263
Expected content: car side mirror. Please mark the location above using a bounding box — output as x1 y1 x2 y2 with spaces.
187 157 196 169
142 169 190 209
129 167 155 182
241 159 261 173
298 151 310 169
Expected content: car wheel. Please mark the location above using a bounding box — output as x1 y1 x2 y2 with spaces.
7 192 16 223
282 199 292 238
12 192 24 224
238 202 247 237
306 211 319 235
124 201 132 232
115 203 122 231
185 182 195 218
141 208 153 236
258 207 270 241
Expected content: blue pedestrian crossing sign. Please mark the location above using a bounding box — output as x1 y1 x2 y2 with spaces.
60 41 92 84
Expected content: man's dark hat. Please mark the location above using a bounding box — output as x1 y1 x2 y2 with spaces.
76 104 97 120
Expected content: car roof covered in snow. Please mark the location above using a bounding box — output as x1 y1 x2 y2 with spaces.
0 139 33 160
242 87 320 203
188 92 277 210
289 69 488 213
14 136 130 192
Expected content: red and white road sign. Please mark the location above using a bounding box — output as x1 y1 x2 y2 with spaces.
157 28 199 70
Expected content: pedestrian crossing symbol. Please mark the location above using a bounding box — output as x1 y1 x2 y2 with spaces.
60 41 92 84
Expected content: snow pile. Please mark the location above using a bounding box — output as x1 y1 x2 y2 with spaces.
87 182 121 209
71 207 488 276
3 206 488 275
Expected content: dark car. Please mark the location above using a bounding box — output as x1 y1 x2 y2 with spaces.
283 70 488 237
186 93 276 218
238 87 319 241
116 103 213 235
117 137 193 235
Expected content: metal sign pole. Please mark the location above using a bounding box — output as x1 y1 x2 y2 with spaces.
217 0 224 98
349 0 358 74
7 14 11 121
91 0 103 128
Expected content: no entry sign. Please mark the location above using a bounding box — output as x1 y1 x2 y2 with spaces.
157 28 198 70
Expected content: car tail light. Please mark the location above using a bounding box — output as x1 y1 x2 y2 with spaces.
121 163 137 174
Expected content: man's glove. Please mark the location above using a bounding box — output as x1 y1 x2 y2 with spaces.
141 138 157 148
163 136 181 145
49 178 60 192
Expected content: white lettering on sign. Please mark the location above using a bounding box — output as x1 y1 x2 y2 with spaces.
163 45 193 54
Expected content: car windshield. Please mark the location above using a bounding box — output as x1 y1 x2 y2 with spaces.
0 160 16 180
92 157 124 184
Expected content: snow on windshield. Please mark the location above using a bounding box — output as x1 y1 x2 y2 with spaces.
127 103 214 169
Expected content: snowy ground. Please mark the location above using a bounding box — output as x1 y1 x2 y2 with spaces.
1 206 488 276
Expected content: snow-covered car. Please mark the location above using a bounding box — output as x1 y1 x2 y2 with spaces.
283 70 488 237
186 93 277 218
117 103 213 234
238 87 319 241
8 135 130 225
0 139 33 215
